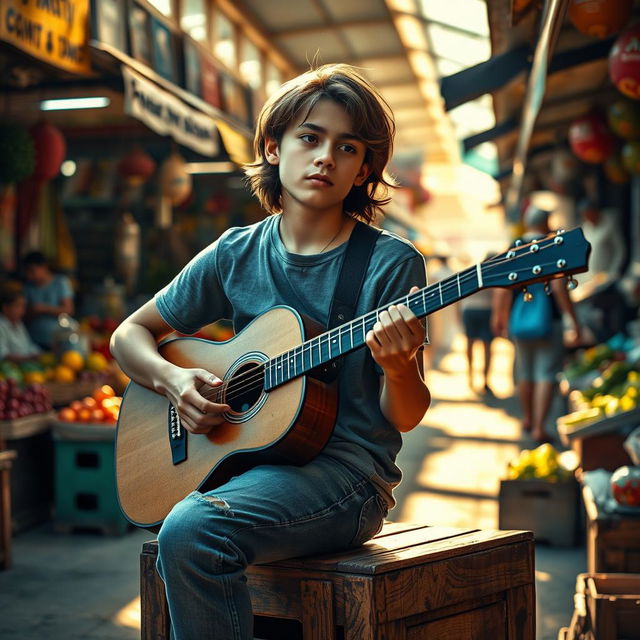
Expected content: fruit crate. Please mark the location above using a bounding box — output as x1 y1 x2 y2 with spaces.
557 409 638 472
576 573 640 640
52 420 128 535
0 411 55 440
498 478 580 546
44 378 110 407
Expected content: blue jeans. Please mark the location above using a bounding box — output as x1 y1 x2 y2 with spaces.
155 454 388 640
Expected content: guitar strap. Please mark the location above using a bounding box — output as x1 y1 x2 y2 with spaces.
320 221 381 382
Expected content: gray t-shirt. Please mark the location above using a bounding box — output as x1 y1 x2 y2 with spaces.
155 214 428 507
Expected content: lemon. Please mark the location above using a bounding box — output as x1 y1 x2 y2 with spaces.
86 352 109 372
61 350 85 372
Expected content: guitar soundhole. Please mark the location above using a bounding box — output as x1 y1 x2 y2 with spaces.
226 362 264 414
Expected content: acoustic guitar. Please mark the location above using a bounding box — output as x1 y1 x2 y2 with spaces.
115 228 590 528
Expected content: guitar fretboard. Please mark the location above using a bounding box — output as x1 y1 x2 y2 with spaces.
264 263 483 390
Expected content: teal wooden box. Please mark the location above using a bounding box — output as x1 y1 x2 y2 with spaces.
53 422 128 535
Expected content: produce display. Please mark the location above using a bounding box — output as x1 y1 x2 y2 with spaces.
506 443 577 482
0 378 53 420
558 336 640 431
610 465 640 507
56 385 121 424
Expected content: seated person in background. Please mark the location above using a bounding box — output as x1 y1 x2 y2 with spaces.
22 251 74 350
0 279 42 362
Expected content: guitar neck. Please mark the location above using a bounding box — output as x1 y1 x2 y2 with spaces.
264 263 483 391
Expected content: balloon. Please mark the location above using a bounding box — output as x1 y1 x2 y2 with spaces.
568 112 616 163
610 25 640 100
604 153 630 183
621 141 640 174
608 99 640 140
568 0 633 39
119 145 156 185
159 152 192 206
30 121 66 182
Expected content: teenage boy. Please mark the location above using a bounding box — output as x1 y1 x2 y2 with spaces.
110 63 431 640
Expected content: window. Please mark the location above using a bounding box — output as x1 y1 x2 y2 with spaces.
180 0 207 42
213 11 236 69
265 62 282 97
239 38 262 90
146 0 172 17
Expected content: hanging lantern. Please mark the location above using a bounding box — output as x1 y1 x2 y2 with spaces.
159 151 192 206
610 25 640 100
608 99 640 140
621 141 640 174
568 112 616 163
568 0 633 39
604 153 630 183
118 145 156 186
30 121 66 181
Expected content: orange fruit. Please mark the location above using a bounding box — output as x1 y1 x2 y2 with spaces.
82 396 97 409
54 364 75 383
93 385 115 403
77 408 92 423
57 407 76 422
69 400 83 413
86 352 109 372
60 350 85 372
90 408 106 423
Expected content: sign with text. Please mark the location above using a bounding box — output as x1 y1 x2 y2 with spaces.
123 66 218 157
0 0 91 74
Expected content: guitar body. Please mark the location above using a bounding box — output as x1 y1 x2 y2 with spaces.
115 306 338 528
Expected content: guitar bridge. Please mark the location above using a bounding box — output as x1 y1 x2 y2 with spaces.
168 404 187 465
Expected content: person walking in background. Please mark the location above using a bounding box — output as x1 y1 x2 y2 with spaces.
21 251 74 350
492 205 582 444
459 253 497 394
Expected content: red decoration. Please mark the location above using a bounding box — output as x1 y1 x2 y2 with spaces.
30 121 66 182
610 25 640 100
118 145 156 185
568 112 616 163
611 465 640 507
568 0 633 39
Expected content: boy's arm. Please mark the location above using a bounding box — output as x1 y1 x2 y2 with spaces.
110 298 230 435
366 287 431 432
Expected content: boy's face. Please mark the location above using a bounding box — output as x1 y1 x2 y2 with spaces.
25 263 48 284
265 98 370 215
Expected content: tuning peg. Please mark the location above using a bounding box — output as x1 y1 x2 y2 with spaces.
522 288 533 302
544 282 552 296
567 277 578 291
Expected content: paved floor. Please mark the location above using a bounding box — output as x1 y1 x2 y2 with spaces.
0 333 586 639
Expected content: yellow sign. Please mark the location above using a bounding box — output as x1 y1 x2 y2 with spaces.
0 0 90 74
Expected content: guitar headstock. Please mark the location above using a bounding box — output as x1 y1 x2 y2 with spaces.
481 228 591 289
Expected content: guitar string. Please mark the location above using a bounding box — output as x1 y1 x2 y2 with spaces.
202 255 568 405
200 252 569 406
202 252 570 405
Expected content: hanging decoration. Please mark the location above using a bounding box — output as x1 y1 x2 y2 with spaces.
550 147 580 189
118 145 156 186
621 140 640 174
159 151 192 206
30 121 66 181
604 153 630 183
610 25 640 100
568 0 633 39
568 111 616 163
608 99 640 140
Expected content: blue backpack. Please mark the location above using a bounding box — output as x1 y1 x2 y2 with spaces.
509 282 553 340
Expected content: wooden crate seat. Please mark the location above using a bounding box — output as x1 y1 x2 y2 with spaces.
141 521 535 639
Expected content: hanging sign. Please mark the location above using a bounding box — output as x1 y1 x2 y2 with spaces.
123 66 218 157
0 0 90 74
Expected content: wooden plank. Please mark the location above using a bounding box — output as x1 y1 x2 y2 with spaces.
505 583 536 640
140 548 170 640
337 530 533 575
301 579 334 640
373 541 534 622
0 412 54 440
407 601 506 640
343 576 375 640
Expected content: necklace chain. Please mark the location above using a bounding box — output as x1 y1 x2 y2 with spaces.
318 216 346 253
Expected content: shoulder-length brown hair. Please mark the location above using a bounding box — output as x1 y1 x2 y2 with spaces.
244 64 396 224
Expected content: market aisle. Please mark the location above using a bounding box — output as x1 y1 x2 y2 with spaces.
0 332 586 640
390 331 586 640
